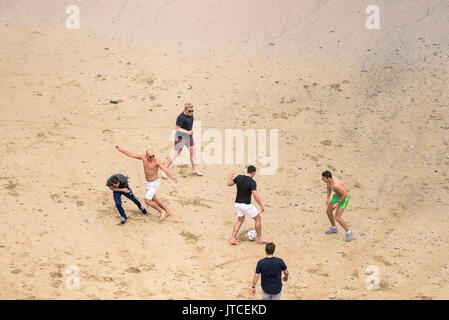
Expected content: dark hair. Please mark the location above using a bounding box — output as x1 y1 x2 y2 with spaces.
247 165 256 174
265 242 275 255
322 170 332 179
111 176 119 184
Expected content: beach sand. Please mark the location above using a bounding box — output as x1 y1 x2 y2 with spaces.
0 0 448 299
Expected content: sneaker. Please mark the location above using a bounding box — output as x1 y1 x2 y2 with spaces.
325 226 338 234
345 230 354 242
120 218 128 225
141 208 147 215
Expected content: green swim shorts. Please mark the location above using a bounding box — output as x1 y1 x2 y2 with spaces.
329 194 349 209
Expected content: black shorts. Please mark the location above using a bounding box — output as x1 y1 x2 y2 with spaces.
174 135 194 151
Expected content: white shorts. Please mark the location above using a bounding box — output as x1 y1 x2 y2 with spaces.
145 179 160 200
234 203 259 218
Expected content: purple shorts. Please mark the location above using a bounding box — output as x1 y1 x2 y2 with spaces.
174 135 194 151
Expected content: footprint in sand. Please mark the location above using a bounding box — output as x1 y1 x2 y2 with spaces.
328 84 343 92
125 267 141 273
50 193 62 203
3 179 19 196
50 269 63 277
76 200 84 207
177 198 212 208
180 231 201 244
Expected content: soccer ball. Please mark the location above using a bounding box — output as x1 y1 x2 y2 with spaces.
247 230 257 241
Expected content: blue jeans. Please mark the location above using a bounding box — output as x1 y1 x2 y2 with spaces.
113 188 143 220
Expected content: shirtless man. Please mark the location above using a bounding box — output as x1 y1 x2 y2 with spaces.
322 170 353 242
162 103 202 179
116 146 178 221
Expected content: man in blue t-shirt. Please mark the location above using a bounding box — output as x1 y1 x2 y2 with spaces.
162 103 202 178
252 242 289 300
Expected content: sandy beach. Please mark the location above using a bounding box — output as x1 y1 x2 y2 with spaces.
0 0 448 299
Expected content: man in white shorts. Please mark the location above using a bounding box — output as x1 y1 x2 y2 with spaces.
115 145 177 221
227 166 267 245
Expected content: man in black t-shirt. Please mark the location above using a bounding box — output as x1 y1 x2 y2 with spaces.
162 103 202 178
227 165 267 245
252 242 289 300
106 173 147 224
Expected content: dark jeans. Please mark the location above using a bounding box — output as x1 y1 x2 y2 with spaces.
113 188 143 220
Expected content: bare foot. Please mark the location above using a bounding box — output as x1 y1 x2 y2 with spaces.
160 210 172 221
257 238 268 244
229 239 240 245
159 211 168 221
192 170 203 176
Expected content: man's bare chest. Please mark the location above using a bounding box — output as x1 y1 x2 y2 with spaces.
143 161 158 171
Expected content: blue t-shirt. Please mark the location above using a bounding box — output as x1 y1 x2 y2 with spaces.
175 112 194 140
255 257 287 295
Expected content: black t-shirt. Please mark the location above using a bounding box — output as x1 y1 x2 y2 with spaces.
175 112 194 140
233 175 257 204
106 174 129 189
255 257 287 295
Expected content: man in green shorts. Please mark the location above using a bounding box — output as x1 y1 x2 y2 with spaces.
322 170 353 242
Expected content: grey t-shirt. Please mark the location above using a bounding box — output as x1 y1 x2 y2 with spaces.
106 174 129 188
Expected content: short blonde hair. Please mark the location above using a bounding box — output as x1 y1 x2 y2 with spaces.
184 103 193 110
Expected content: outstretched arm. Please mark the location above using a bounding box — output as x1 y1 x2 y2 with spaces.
115 145 141 159
252 190 264 213
157 159 178 183
227 171 235 186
